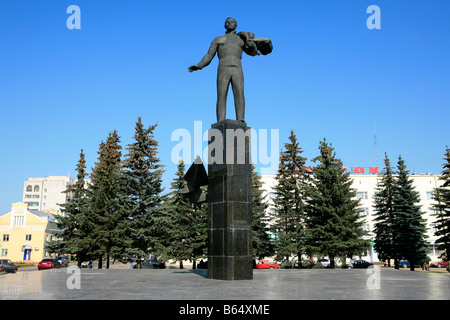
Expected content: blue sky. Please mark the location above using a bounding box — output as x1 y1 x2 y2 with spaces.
1 0 449 214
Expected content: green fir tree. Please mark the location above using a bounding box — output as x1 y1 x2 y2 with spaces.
86 130 124 269
47 149 89 267
432 146 450 268
251 165 274 262
165 160 195 268
391 156 428 271
305 139 369 267
120 118 165 268
373 153 396 266
272 130 308 265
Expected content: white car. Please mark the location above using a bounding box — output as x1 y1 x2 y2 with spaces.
318 258 330 267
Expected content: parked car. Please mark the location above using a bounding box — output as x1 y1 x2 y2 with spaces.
317 258 330 267
38 259 61 270
55 256 69 267
140 257 166 269
349 260 373 268
255 260 279 269
0 259 18 274
430 261 449 268
399 260 421 268
81 261 88 268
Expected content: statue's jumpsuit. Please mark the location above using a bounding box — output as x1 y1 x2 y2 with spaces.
196 31 257 122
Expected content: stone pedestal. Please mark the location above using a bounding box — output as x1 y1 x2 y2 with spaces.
207 120 253 280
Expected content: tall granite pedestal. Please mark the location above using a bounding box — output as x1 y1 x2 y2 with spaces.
207 120 253 280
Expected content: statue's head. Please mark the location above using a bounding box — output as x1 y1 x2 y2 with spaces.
224 17 237 31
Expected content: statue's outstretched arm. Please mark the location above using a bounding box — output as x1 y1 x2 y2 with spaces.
188 39 218 72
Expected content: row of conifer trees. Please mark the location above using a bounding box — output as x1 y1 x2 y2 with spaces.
47 118 450 270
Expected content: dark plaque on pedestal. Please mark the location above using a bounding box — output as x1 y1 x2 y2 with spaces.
207 119 253 280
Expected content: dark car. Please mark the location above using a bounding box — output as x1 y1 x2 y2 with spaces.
198 259 208 269
0 259 18 274
350 260 374 268
38 258 61 270
140 257 166 269
55 256 70 267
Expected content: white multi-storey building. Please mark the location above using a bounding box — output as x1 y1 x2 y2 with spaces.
259 172 445 262
22 176 74 212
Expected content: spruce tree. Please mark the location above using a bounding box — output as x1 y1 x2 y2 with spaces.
432 146 450 269
165 160 195 268
120 118 165 268
87 130 124 269
373 153 396 266
305 139 369 267
272 130 308 265
251 165 274 262
391 156 428 271
188 188 208 269
47 149 89 267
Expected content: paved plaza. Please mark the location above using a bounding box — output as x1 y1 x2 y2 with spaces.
1 263 449 301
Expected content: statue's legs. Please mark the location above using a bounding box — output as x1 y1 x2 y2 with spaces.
216 69 229 122
231 67 245 121
216 66 245 122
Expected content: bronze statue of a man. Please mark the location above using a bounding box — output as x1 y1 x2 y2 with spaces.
188 17 272 123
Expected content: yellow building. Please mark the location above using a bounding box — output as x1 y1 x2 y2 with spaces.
0 202 60 263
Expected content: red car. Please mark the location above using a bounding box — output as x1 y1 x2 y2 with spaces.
256 260 279 269
38 259 61 270
430 261 448 268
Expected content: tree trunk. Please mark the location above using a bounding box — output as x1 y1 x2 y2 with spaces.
179 261 184 269
98 255 103 269
77 252 84 268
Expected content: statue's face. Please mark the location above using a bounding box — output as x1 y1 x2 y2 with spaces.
225 18 237 31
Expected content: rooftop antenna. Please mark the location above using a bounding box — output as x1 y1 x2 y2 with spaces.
374 121 378 167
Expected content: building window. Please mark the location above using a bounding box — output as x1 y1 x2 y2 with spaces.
26 185 32 192
430 223 437 233
357 192 368 200
34 185 40 192
25 234 32 241
359 207 369 217
13 215 24 226
426 192 433 200
1 249 7 256
2 234 9 241
25 202 39 207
